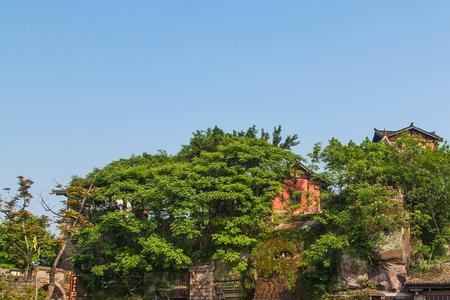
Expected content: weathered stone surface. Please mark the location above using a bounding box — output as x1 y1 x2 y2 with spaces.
375 227 410 264
274 220 316 231
335 251 369 290
376 249 404 261
35 267 73 299
369 189 411 293
372 226 410 292
374 262 407 292
189 265 216 300
334 190 412 293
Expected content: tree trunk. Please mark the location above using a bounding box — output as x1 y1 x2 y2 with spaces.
45 238 69 300
44 179 95 300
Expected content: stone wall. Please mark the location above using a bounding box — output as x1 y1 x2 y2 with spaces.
189 265 216 300
0 267 74 300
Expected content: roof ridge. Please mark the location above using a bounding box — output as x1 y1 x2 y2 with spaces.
373 124 443 142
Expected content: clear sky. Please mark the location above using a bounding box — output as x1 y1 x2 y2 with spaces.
1 1 450 217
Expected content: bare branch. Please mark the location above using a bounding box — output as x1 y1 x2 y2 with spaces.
39 195 64 218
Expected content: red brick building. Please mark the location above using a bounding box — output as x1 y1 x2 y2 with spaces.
272 164 321 216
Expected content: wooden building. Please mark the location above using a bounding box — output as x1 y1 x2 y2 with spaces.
373 123 442 148
404 263 450 300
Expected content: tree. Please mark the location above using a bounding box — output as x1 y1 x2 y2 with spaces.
185 137 300 270
40 176 98 300
0 177 58 279
63 131 301 298
178 125 299 159
298 135 450 298
47 152 191 298
318 136 450 259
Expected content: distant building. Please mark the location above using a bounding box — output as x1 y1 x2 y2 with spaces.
373 122 443 148
272 164 321 216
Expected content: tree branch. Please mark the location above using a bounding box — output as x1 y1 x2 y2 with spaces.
45 177 96 300
39 195 64 218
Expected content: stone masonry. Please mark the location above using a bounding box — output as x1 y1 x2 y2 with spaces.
189 265 216 300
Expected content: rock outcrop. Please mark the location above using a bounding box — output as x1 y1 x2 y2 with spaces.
372 227 410 292
336 251 369 290
364 188 409 292
335 189 411 293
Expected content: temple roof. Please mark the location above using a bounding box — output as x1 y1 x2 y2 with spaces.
372 122 443 142
405 263 450 288
298 161 311 173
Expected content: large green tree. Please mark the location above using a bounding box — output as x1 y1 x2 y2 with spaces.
58 126 450 300
299 136 450 298
64 127 301 298
318 136 450 258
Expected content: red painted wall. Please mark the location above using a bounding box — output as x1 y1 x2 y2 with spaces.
272 174 321 215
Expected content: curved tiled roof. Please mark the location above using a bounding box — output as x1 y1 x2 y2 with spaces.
405 263 450 287
373 123 443 142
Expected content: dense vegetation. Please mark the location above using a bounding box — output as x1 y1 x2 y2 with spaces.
298 136 450 298
67 128 450 299
0 177 58 276
1 127 450 300
68 126 302 298
0 177 58 300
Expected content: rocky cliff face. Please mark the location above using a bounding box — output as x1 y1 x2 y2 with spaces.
372 227 410 292
336 251 369 290
335 189 411 293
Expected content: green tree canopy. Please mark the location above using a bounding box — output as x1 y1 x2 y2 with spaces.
58 128 450 300
67 127 302 298
299 136 450 298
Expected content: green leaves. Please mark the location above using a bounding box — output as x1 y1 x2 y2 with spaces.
0 178 58 271
139 235 191 269
302 233 348 268
318 136 450 260
298 135 450 298
68 128 301 297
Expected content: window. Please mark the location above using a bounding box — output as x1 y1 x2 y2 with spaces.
425 296 450 300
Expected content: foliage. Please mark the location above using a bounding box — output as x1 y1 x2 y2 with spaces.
252 237 301 285
0 177 58 275
65 126 301 298
74 211 191 297
0 280 46 300
300 135 450 298
178 125 299 159
16 126 447 299
0 211 58 270
250 228 312 290
319 136 450 258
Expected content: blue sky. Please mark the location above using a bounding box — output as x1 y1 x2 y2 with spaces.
1 1 450 217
